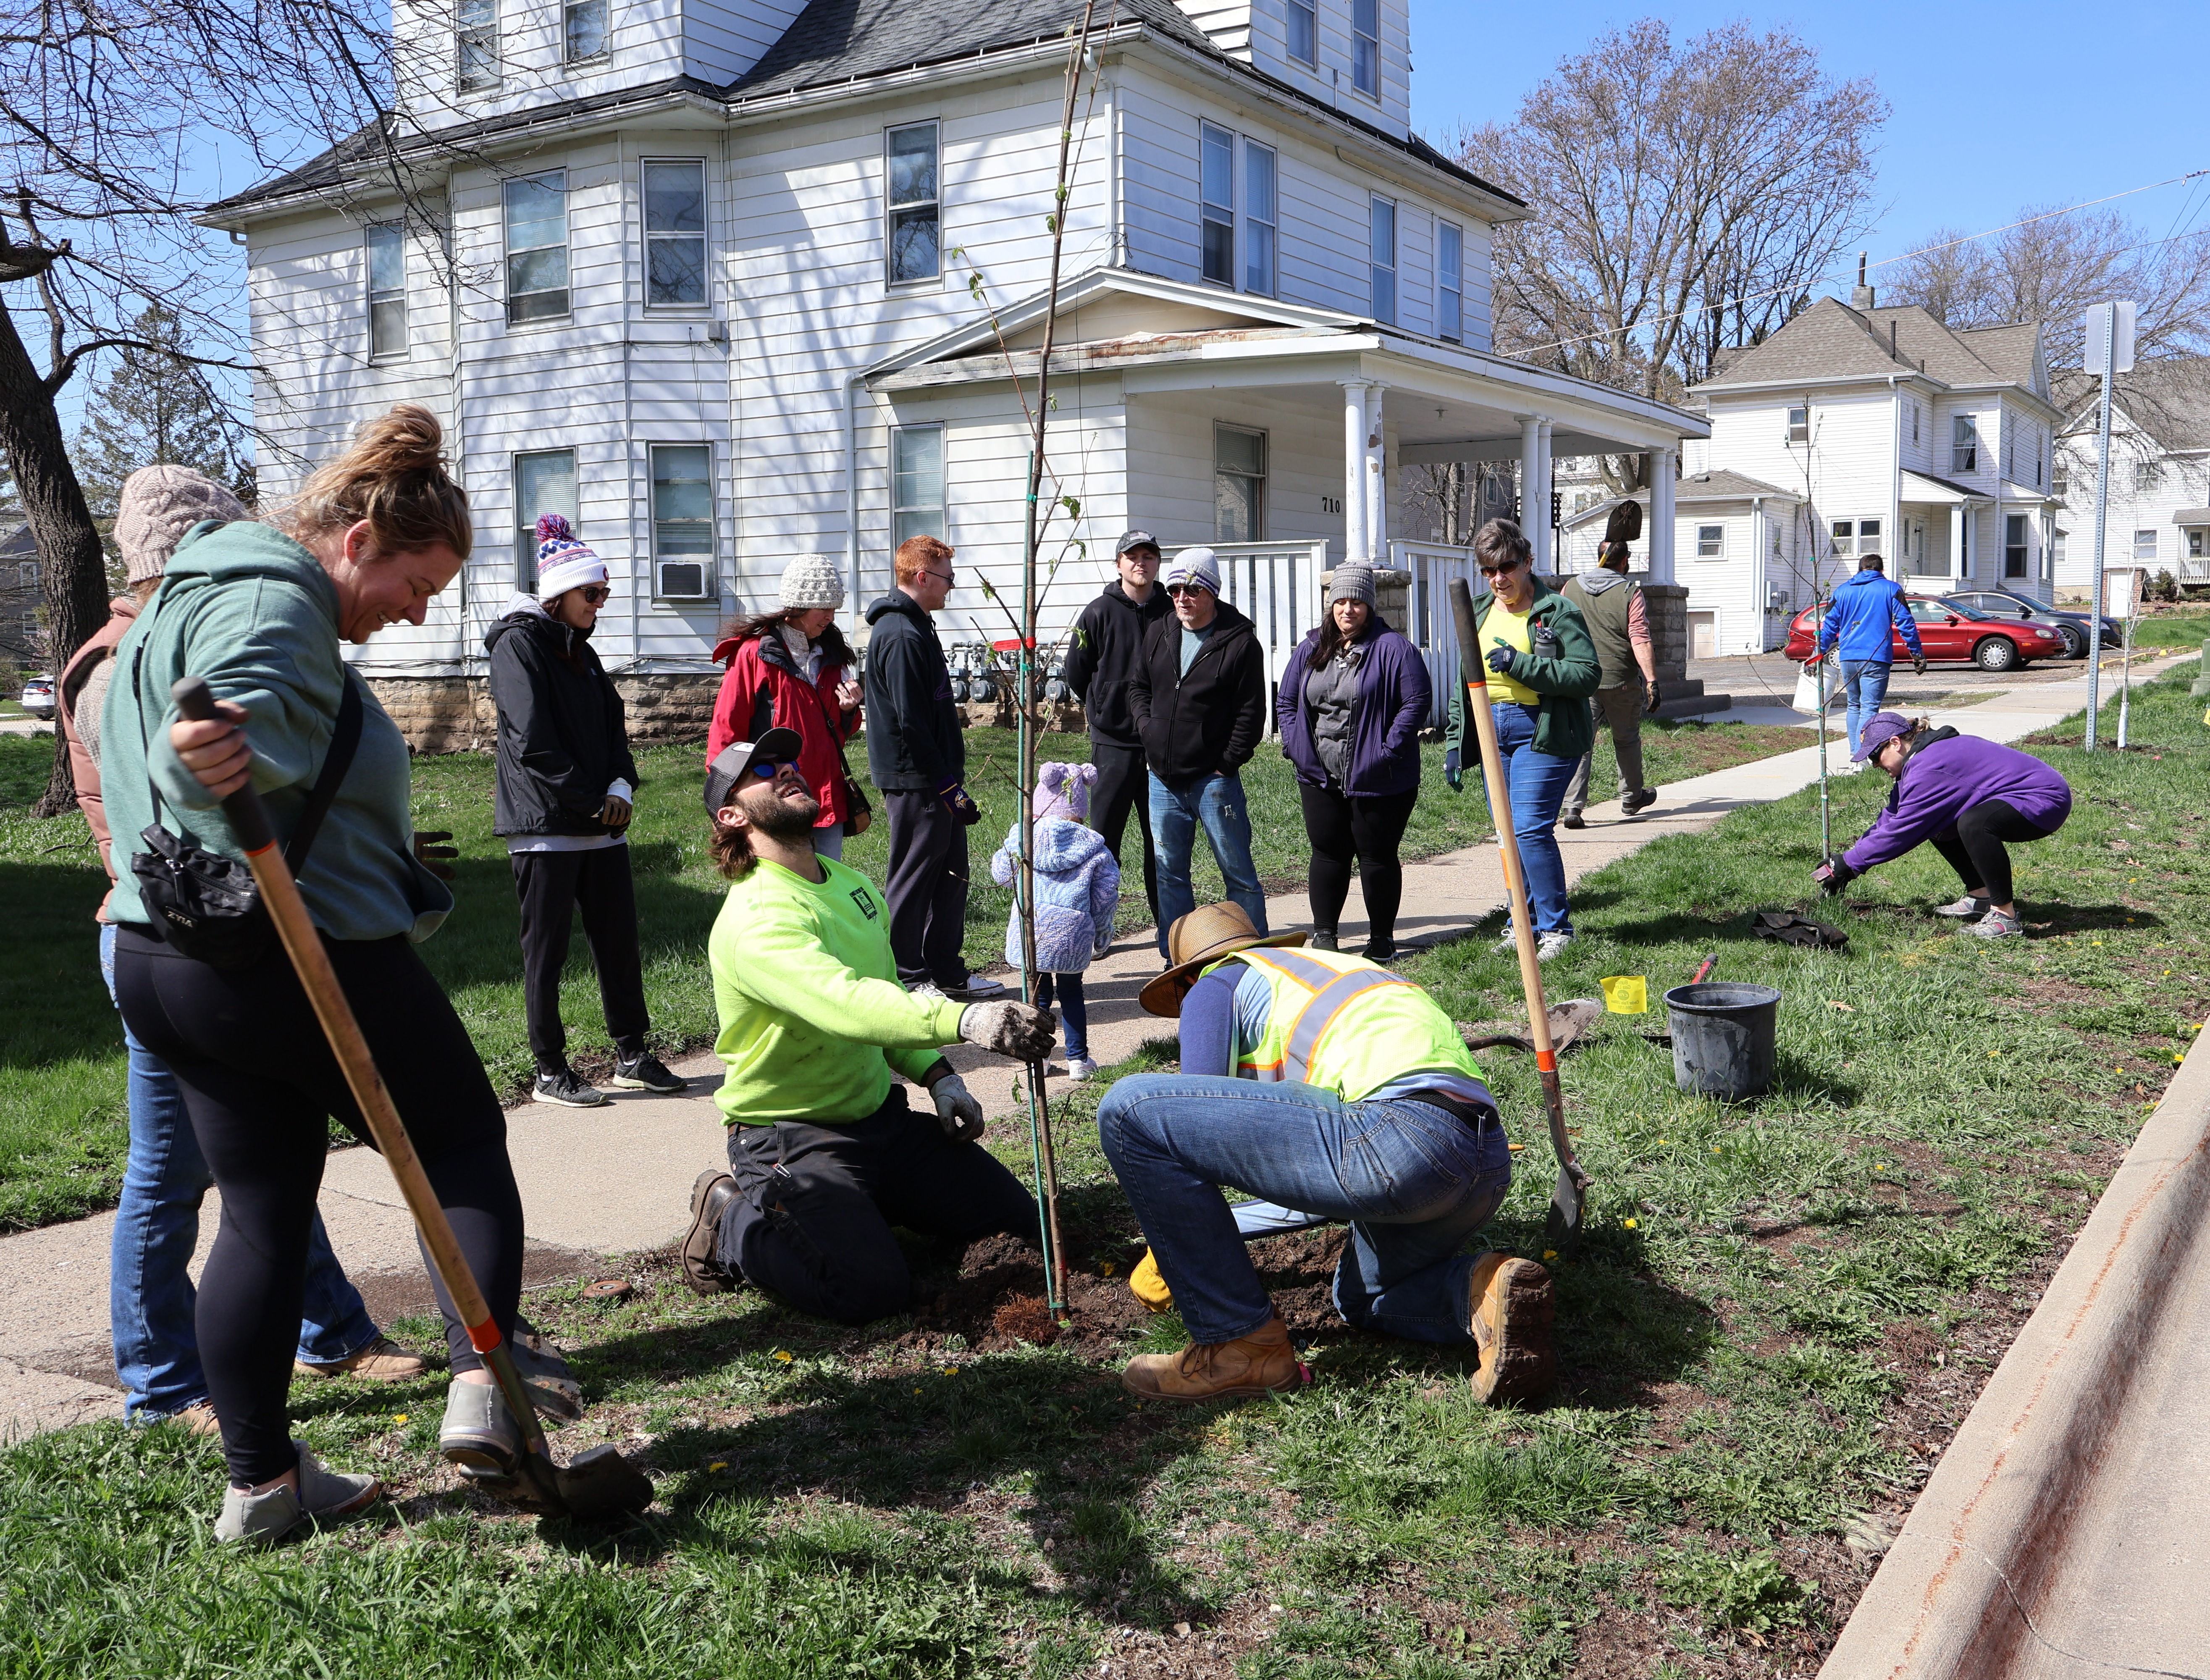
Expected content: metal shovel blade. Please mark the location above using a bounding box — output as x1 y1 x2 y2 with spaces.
1461 998 1606 1056
1545 1165 1586 1248
479 1442 655 1522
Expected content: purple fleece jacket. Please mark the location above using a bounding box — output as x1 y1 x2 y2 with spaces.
1276 621 1433 796
1842 731 2072 873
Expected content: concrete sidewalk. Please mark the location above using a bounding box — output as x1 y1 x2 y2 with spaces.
0 655 2181 1441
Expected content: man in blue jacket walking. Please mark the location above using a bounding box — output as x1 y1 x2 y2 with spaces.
1813 555 1926 755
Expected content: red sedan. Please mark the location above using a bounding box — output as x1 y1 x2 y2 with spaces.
1783 596 2065 673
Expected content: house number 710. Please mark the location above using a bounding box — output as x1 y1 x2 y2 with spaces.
1321 496 1343 514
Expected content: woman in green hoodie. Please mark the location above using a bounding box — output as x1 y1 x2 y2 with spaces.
102 406 555 1545
1442 519 1601 960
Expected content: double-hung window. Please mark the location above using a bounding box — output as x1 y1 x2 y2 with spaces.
886 122 940 286
1199 123 1235 287
2133 528 2159 562
643 160 707 306
513 450 577 593
2005 514 2029 579
504 171 570 325
1286 0 1317 64
457 0 497 92
1215 425 1266 543
892 425 945 553
1352 0 1380 97
651 444 716 598
1952 414 1978 473
1696 524 1723 559
564 0 606 60
1244 141 1277 296
1437 220 1463 343
1786 404 1808 444
366 224 406 361
1830 517 1882 558
1368 195 1396 325
2134 459 2161 492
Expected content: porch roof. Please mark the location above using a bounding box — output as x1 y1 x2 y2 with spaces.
2174 508 2210 525
866 265 1707 456
1902 469 1981 504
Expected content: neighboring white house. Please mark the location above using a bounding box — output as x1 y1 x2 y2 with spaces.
2050 359 2210 596
202 0 1705 708
1559 287 2064 655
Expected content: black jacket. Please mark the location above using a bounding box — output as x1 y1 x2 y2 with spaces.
1062 580 1171 749
1126 600 1268 787
862 591 964 790
486 601 640 838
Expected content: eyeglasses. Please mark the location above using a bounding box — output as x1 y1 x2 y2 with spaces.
746 758 787 780
920 569 955 586
1477 559 1526 578
577 584 611 604
1166 583 1213 598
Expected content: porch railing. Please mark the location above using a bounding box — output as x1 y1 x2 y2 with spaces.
1390 538 1479 727
1165 540 1330 737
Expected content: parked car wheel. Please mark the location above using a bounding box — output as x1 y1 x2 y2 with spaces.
1973 636 2020 672
2055 623 2086 659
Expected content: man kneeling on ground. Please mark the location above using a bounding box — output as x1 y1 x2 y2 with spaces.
681 728 1057 1322
1095 903 1556 1404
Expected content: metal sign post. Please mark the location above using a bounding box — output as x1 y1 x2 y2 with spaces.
2083 300 2136 751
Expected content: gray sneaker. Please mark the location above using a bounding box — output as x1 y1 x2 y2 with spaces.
1972 907 2025 940
214 1443 381 1546
1934 895 1991 920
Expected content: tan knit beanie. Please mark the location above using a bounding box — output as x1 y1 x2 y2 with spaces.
114 465 247 585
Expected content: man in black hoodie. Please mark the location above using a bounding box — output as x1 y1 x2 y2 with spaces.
1062 529 1171 941
1126 546 1270 950
863 536 1006 1001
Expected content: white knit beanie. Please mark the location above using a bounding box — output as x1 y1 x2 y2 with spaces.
533 514 608 602
779 554 845 612
115 465 247 585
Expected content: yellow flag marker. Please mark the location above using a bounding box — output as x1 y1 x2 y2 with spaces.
1600 975 1648 1015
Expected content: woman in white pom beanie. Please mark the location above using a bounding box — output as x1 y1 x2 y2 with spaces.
706 554 865 859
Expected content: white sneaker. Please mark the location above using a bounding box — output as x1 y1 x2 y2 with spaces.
1972 907 2025 940
1492 926 1520 953
909 981 948 1002
1066 1057 1099 1082
949 974 1007 1000
1535 930 1574 962
1934 895 1990 921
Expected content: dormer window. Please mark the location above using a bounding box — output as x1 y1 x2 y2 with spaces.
564 0 607 62
457 0 498 91
1286 0 1316 65
1352 0 1380 98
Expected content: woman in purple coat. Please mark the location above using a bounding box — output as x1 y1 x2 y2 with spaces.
1813 711 2072 940
1277 564 1433 961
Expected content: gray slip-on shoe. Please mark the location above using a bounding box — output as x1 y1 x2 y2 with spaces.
214 1444 381 1546
440 1379 522 1480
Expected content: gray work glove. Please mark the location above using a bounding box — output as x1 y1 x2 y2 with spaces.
958 999 1056 1061
928 1072 986 1143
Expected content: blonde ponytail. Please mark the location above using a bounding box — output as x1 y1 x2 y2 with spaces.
282 403 472 559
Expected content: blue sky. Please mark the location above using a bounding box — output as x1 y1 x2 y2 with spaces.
1408 0 2210 298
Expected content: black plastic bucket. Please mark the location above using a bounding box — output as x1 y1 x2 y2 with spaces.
1665 981 1783 1100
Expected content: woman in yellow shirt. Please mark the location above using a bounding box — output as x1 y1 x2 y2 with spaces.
1443 519 1601 959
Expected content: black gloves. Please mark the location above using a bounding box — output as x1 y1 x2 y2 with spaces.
1444 748 1463 792
937 781 982 825
1812 856 1857 895
1911 654 1928 676
1644 679 1661 715
1485 644 1518 677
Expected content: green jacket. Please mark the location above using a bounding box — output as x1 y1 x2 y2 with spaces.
100 520 452 942
1444 578 1602 763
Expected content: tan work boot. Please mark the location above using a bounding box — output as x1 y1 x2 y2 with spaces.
1120 1316 1308 1402
162 1399 223 1437
295 1337 428 1383
1467 1253 1556 1404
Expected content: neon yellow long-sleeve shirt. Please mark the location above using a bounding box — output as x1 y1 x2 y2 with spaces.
709 856 967 1125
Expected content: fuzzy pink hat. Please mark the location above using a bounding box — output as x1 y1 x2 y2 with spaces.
1034 761 1097 824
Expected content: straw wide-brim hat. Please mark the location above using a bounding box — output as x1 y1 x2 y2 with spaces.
1138 903 1307 1018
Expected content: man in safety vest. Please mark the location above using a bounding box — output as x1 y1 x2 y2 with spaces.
1096 903 1556 1404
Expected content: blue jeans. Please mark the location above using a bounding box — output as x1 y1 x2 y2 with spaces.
99 924 379 1418
1149 772 1267 954
1097 1074 1512 1345
1838 659 1892 757
1482 703 1577 934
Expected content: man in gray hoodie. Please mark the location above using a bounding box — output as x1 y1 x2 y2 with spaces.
1559 507 1659 827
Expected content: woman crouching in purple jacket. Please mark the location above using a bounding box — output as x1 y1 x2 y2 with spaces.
1812 711 2072 939
1277 564 1433 961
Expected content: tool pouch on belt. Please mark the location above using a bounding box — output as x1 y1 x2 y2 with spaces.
130 659 362 970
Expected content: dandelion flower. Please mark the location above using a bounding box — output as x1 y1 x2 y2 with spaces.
394 1414 409 1425
1624 1217 1640 1229
708 1461 727 1473
1542 1250 1559 1262
772 1350 794 1363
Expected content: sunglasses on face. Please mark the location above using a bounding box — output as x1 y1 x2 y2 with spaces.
1478 559 1525 578
921 569 955 586
577 584 611 604
746 758 793 780
1166 583 1213 598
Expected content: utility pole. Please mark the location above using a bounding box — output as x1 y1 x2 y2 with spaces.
2083 300 2135 752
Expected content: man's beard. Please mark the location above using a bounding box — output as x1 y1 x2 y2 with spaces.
744 785 822 841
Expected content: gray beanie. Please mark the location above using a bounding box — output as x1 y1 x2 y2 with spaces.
779 553 845 612
115 465 246 585
1327 564 1377 608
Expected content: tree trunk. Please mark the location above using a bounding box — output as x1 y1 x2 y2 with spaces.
0 298 108 816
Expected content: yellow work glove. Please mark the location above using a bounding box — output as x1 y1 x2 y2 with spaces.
1129 1247 1175 1313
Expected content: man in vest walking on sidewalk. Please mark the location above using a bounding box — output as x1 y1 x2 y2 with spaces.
1095 903 1557 1405
1559 504 1660 828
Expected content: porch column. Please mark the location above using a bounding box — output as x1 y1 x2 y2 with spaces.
1649 446 1677 584
1538 420 1558 569
1951 504 1969 581
1363 383 1388 564
1343 381 1371 563
1517 414 1541 548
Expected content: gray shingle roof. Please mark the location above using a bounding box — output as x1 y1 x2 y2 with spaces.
1562 468 1794 528
2053 357 2210 452
1694 295 2045 399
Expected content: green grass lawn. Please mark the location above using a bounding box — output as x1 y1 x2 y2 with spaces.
2125 608 2210 650
0 715 1804 1233
2 677 2202 1676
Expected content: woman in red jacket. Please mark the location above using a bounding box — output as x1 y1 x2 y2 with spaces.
708 555 864 859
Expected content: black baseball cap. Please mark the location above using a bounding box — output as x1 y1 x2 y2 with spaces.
704 727 805 815
1114 529 1161 558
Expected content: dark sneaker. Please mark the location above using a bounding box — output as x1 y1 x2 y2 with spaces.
1621 788 1657 815
946 973 1008 1000
1307 928 1339 951
1360 942 1397 965
215 1443 381 1546
1467 1254 1556 1404
612 1052 685 1093
1559 811 1587 830
681 1168 740 1295
534 1068 609 1108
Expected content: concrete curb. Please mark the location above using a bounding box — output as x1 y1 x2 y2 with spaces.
1820 1021 2210 1677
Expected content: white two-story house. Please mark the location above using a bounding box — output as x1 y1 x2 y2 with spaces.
2050 359 2210 596
1560 286 2063 656
204 0 1703 734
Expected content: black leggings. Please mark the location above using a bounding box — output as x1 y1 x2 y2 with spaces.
512 846 650 1075
1926 798 2053 905
115 926 524 1487
1299 781 1418 948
